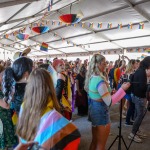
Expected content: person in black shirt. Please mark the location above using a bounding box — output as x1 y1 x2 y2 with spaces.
128 56 150 143
75 65 88 116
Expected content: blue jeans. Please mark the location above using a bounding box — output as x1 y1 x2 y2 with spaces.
125 94 135 123
88 99 110 126
131 95 147 134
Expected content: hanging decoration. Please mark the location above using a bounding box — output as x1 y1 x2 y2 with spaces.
59 14 82 24
81 22 85 28
128 23 133 29
118 23 122 29
59 4 83 24
97 22 102 28
107 23 112 29
89 22 93 28
139 22 144 29
127 48 150 53
32 26 49 34
16 33 29 41
48 0 53 11
40 42 48 51
145 48 150 53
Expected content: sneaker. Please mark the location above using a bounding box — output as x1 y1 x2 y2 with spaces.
125 122 133 126
128 133 142 143
136 130 147 138
122 114 126 119
130 119 135 123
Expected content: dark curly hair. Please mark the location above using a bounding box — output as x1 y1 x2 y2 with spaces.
2 57 33 103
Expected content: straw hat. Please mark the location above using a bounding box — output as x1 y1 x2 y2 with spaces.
13 48 31 60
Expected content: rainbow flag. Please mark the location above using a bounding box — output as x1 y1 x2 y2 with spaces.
20 110 81 150
40 42 48 51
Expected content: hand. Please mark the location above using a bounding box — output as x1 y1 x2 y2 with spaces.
121 82 131 91
0 100 9 109
14 142 38 150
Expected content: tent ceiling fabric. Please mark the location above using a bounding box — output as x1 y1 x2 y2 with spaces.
0 0 150 58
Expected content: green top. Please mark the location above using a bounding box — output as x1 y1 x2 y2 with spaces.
88 76 111 100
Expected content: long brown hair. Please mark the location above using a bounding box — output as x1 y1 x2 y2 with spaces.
17 68 60 141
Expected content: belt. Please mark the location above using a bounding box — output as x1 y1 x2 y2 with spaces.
89 98 103 102
95 99 103 102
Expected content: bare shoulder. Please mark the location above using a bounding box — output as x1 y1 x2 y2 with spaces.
57 73 65 81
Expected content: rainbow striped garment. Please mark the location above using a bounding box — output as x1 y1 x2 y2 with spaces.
20 109 81 150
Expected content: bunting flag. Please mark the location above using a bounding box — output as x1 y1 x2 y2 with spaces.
4 34 9 39
145 48 150 53
139 22 144 29
107 23 112 29
128 23 133 29
52 21 55 25
48 0 53 11
89 22 93 28
118 23 122 29
40 42 48 51
97 22 102 28
58 21 62 26
0 19 146 43
81 22 85 28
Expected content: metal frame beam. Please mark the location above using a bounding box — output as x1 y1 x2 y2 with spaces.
0 0 79 32
0 0 40 8
30 38 67 55
40 20 148 44
124 0 150 22
46 34 150 50
0 3 31 28
29 0 149 41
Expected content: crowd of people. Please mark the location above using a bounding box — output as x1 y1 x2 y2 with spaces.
0 52 150 150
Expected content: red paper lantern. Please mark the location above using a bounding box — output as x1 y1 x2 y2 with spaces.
59 14 81 24
32 26 49 34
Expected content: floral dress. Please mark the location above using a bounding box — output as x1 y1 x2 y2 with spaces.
0 91 18 150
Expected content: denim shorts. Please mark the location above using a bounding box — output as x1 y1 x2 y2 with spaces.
88 99 110 126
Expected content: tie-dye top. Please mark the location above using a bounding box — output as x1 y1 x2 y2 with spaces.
88 76 112 106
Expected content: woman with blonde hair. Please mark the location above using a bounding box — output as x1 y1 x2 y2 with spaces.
17 68 80 150
120 59 137 126
85 53 130 150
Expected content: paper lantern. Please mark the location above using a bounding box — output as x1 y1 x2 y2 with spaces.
32 26 49 34
16 33 29 41
59 14 82 24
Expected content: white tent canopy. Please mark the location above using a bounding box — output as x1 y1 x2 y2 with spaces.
0 0 150 60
